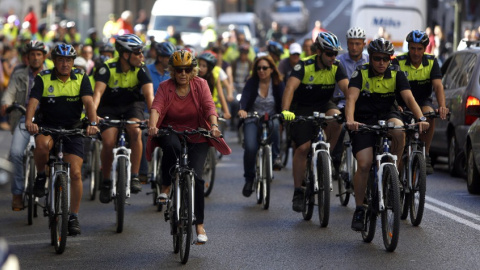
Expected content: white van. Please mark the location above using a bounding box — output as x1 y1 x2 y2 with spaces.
217 12 264 47
147 0 216 49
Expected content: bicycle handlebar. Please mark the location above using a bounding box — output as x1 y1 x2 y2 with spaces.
156 126 222 140
243 112 283 121
38 127 87 137
99 118 148 129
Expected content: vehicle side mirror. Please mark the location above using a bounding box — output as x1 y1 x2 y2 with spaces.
466 105 480 117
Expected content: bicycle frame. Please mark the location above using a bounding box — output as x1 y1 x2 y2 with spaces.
111 131 132 199
47 138 71 215
405 127 425 192
311 123 331 193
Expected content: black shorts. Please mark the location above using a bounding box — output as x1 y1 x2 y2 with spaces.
399 96 435 109
98 102 145 131
351 110 403 156
45 134 85 159
290 100 340 146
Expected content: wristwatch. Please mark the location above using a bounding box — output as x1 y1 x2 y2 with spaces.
211 123 219 128
417 116 427 122
90 121 97 126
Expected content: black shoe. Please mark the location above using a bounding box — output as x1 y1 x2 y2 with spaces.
99 179 112 204
292 188 305 212
68 215 81 236
242 180 254 197
131 177 142 193
426 155 433 175
33 175 47 198
273 157 283 171
351 207 365 231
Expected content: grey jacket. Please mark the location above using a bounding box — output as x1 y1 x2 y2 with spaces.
1 66 30 133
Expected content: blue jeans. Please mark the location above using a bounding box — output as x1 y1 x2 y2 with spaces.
243 118 280 181
9 117 30 195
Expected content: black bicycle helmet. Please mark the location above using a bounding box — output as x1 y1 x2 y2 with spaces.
26 40 47 54
51 43 77 59
198 51 217 68
267 40 284 57
406 30 429 47
367 38 395 55
99 43 115 54
155 41 176 57
315 32 342 51
115 34 144 53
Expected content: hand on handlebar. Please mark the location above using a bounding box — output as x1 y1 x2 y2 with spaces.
282 110 295 121
346 120 362 131
417 121 430 133
86 125 99 136
238 109 247 119
210 126 222 138
436 107 449 120
25 120 38 135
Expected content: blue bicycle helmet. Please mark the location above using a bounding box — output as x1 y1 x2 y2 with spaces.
51 43 77 59
267 40 284 57
115 34 144 53
406 30 429 47
155 41 176 57
315 32 342 51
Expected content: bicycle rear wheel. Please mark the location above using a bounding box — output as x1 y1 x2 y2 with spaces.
381 164 401 252
179 174 193 264
317 151 330 227
153 148 163 211
410 153 426 226
26 154 36 225
338 141 353 206
169 181 180 254
262 146 272 210
51 174 69 254
362 171 377 242
89 141 101 201
115 157 127 233
302 170 314 220
400 155 409 220
255 151 263 204
203 147 216 197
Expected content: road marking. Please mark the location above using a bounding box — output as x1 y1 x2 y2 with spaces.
425 203 480 231
425 196 480 222
322 0 352 28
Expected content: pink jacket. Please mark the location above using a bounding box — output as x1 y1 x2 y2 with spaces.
146 76 231 161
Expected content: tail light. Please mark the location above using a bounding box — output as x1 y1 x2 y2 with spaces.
465 96 480 125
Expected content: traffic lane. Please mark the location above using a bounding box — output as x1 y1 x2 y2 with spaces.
0 131 478 268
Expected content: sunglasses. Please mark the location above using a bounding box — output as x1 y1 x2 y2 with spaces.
324 51 338 57
132 50 143 55
175 67 193 74
257 66 270 71
372 56 391 62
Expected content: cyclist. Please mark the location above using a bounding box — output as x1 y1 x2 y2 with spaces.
278 42 302 84
238 55 285 197
345 38 429 231
266 40 284 65
146 49 230 244
146 41 176 93
1 40 47 210
24 43 99 235
281 32 348 212
392 30 449 174
93 34 154 202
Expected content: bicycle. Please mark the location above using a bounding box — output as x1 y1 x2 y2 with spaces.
337 124 356 206
82 133 102 201
147 145 164 212
203 117 225 197
6 103 37 224
157 126 218 264
356 121 401 252
36 127 88 254
290 112 340 227
99 118 147 233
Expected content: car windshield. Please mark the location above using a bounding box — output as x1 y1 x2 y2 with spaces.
152 16 201 33
275 6 301 12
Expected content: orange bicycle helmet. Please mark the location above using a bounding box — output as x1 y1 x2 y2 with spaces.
169 49 197 67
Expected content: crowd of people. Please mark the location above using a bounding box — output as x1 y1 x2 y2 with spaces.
0 5 452 249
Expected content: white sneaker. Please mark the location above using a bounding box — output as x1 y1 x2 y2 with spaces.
196 229 208 244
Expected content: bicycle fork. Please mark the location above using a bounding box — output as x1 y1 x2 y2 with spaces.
375 153 397 211
311 140 332 192
111 147 132 198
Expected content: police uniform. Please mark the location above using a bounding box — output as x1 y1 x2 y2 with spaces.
94 57 152 122
349 63 410 155
29 68 93 158
289 54 348 146
392 53 442 108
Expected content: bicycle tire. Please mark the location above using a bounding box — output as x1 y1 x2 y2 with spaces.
410 153 426 226
89 142 101 201
26 154 35 225
262 146 272 210
256 150 263 204
400 155 409 220
302 169 314 220
179 173 193 264
317 151 330 227
203 147 216 197
154 148 163 211
51 174 69 254
115 157 127 233
381 164 401 252
170 180 180 254
281 139 291 167
338 145 350 206
362 172 377 242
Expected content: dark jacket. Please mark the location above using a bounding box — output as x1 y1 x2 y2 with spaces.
239 76 284 113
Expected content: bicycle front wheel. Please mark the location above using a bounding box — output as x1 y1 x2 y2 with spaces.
381 164 401 252
400 155 409 220
410 153 426 226
115 157 127 233
317 151 330 227
262 146 272 210
179 174 193 264
302 171 314 220
338 141 354 206
51 174 69 254
362 172 377 242
26 153 36 225
203 147 216 197
255 151 263 204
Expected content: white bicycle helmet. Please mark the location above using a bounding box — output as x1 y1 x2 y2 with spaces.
346 27 366 40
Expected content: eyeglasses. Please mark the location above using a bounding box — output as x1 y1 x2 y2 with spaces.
175 67 193 74
324 51 338 57
372 56 391 62
132 50 143 56
257 66 270 71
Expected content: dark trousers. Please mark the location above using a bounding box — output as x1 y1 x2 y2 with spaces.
159 133 209 224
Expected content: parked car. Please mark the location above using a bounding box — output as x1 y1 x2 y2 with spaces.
431 40 480 177
465 105 480 194
270 0 309 34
